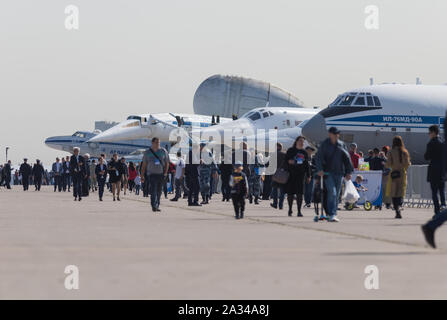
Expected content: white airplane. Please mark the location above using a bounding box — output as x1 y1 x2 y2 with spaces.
88 113 232 144
45 130 159 158
193 107 320 152
280 84 447 164
198 107 319 152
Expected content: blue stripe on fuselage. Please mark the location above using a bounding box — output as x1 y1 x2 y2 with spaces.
329 115 444 125
46 139 149 148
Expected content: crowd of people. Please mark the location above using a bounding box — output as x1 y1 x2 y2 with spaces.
2 125 447 248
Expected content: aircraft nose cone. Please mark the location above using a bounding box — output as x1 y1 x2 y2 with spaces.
301 114 327 146
88 120 149 143
45 136 58 145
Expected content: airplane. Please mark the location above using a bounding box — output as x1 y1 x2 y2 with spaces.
88 113 232 144
294 84 447 164
198 107 319 152
44 130 161 159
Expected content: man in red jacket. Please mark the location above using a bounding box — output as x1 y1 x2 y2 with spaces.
349 143 360 170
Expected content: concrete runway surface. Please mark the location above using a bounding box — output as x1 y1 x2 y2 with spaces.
0 186 446 299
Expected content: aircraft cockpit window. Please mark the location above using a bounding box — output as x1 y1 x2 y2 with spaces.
72 132 86 138
242 111 255 119
123 120 140 128
340 95 355 106
353 97 365 106
329 95 342 106
373 96 381 106
127 115 142 122
248 112 261 121
268 111 274 116
262 112 270 118
366 96 374 106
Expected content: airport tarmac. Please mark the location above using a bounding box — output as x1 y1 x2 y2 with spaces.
0 186 446 299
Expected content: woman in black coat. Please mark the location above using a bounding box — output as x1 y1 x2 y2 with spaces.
108 153 124 201
284 136 311 217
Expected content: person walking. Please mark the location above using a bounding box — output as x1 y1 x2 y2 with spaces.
134 175 141 195
211 162 220 197
369 148 386 209
248 151 262 205
32 160 45 191
304 146 316 207
424 125 445 216
284 136 311 217
3 160 12 189
199 143 213 204
95 157 107 201
19 158 32 191
120 157 129 195
108 153 124 201
90 159 97 192
315 127 353 222
170 151 185 201
0 164 4 187
229 162 249 219
421 114 447 248
349 143 361 170
61 157 67 191
219 159 233 202
199 158 212 204
70 147 86 201
270 143 287 210
128 162 137 193
62 156 71 192
168 161 176 195
385 136 411 219
52 157 63 192
185 146 201 207
141 137 170 211
82 153 91 197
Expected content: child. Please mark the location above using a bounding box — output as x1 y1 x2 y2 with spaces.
229 162 249 219
353 175 367 192
134 175 141 196
348 175 367 209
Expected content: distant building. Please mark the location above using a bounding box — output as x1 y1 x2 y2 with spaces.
193 74 305 118
95 121 119 132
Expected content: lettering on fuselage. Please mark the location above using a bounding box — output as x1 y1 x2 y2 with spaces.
382 116 422 123
109 150 131 155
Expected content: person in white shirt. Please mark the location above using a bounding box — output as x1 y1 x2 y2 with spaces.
134 175 141 195
170 151 186 201
52 157 63 192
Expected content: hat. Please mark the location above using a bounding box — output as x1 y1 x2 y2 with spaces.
328 127 340 134
305 146 315 151
23 158 28 161
350 143 357 149
234 161 243 168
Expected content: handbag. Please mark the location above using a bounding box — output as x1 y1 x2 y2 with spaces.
272 168 289 184
390 170 401 180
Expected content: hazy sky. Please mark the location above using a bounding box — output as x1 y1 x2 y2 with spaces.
1 0 447 166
